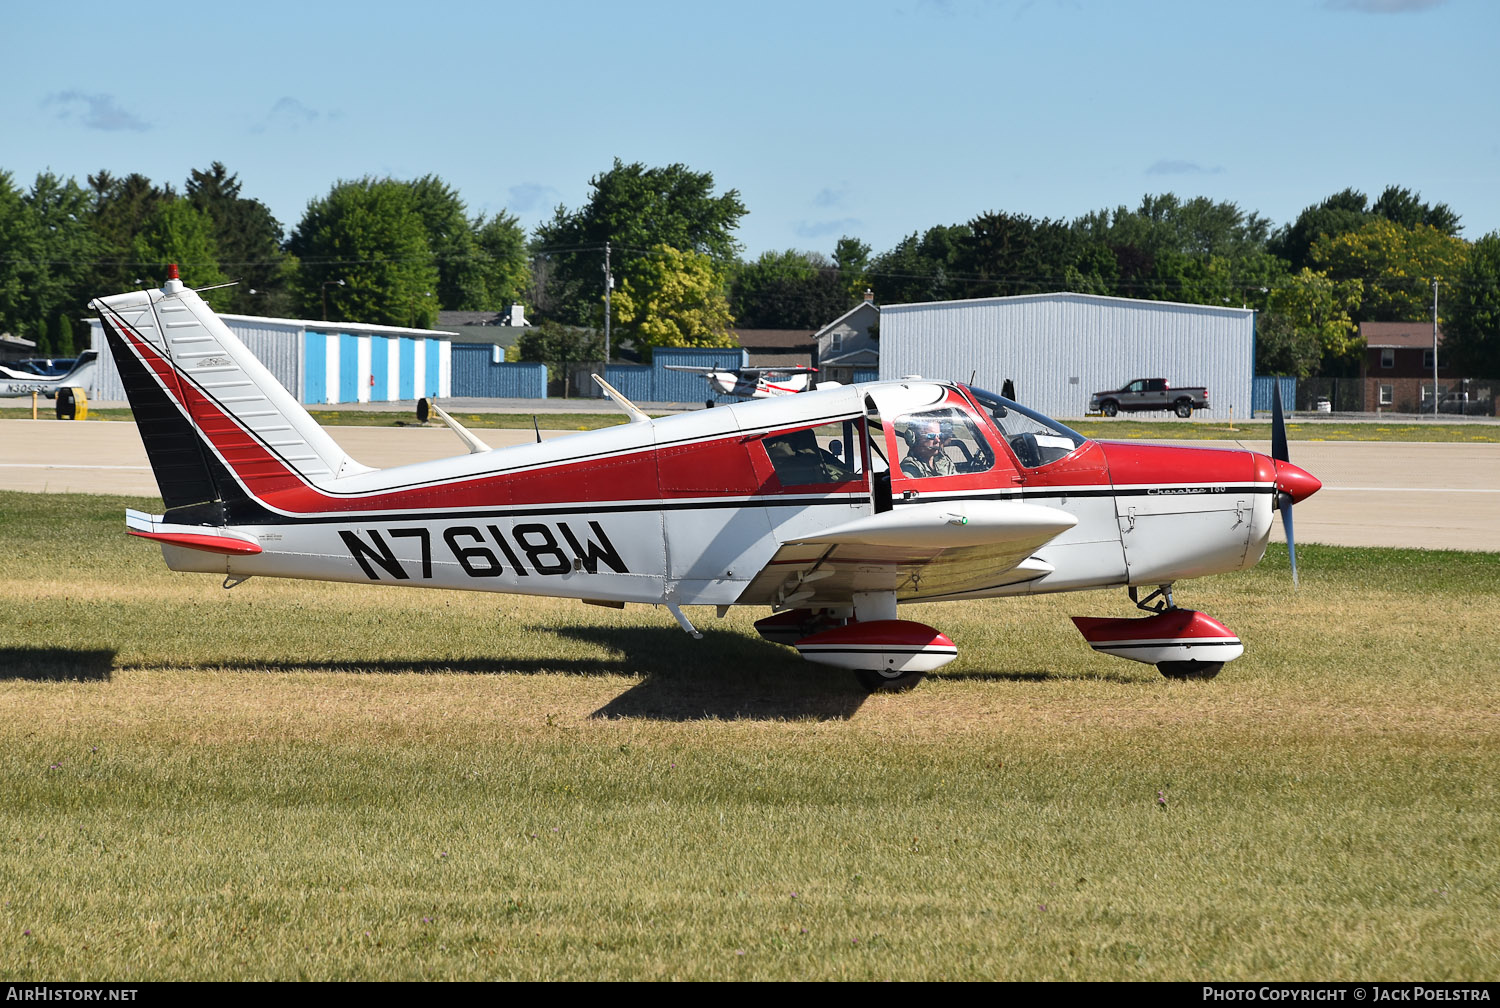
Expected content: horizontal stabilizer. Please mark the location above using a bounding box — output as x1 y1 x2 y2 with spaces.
125 509 262 555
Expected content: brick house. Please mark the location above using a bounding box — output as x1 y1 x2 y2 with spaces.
1360 321 1450 412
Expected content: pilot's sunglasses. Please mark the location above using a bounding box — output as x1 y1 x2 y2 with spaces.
918 433 941 441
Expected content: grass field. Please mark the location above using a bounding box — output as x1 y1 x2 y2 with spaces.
3 404 1497 442
1 492 1497 980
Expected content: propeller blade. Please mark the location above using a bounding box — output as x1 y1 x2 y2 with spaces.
1272 382 1299 587
1271 380 1289 463
1280 492 1299 589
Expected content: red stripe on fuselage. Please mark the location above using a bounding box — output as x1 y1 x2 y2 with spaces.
1096 441 1258 488
105 312 791 515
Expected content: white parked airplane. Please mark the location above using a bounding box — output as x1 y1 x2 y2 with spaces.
91 269 1319 690
663 364 821 401
0 351 98 398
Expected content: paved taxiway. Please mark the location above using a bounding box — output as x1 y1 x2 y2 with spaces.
2 419 1496 552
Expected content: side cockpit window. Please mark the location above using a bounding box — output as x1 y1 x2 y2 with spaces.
892 407 995 479
762 420 864 487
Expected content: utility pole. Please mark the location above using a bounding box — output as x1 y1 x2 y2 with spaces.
1432 277 1440 419
603 242 613 373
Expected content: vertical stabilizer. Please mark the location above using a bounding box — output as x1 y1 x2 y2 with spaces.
90 277 371 516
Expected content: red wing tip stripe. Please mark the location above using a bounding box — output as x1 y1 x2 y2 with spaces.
796 644 959 655
1089 639 1241 651
127 529 264 555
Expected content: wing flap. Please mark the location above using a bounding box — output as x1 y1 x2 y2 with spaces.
740 500 1076 605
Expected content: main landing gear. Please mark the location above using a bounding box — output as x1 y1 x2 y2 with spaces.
754 591 958 693
1071 584 1244 680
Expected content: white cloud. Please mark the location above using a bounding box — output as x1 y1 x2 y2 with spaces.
252 97 324 134
1146 159 1225 176
813 183 851 209
507 183 560 213
795 217 862 239
44 92 150 132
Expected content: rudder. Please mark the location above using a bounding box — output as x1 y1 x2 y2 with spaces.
90 273 371 518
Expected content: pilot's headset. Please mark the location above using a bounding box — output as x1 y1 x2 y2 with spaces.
901 417 953 448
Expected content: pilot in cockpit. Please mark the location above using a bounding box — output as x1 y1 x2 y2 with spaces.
899 418 956 479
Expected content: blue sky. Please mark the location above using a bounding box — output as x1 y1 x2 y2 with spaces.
4 0 1495 259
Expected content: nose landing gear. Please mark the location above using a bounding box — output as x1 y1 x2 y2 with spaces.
1071 583 1242 680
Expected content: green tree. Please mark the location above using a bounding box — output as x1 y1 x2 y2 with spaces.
474 211 530 309
533 159 746 326
1258 268 1364 376
610 244 736 359
88 171 175 292
130 200 231 310
952 211 1081 298
185 162 290 315
867 224 970 304
50 312 76 357
514 320 604 395
1441 232 1500 377
288 178 440 328
1060 239 1119 296
34 322 56 356
1075 194 1286 307
0 171 41 340
1269 188 1372 273
1270 186 1459 275
833 236 871 298
730 249 850 328
1370 185 1461 236
405 175 488 311
26 172 99 329
1312 219 1468 323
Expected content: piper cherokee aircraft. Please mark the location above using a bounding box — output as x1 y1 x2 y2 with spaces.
91 269 1320 691
663 364 821 401
0 350 98 398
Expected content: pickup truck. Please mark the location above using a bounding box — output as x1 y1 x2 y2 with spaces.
1089 378 1209 418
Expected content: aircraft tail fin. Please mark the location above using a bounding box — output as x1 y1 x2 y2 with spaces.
89 273 371 518
60 349 99 384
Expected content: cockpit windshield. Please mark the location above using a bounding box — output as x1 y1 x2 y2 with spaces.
966 386 1089 468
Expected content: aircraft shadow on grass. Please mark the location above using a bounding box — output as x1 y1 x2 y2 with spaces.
0 647 115 682
189 625 869 721
940 666 1144 686
558 626 872 722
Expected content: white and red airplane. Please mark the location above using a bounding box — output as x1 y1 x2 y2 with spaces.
91 270 1320 691
0 350 98 398
663 364 820 401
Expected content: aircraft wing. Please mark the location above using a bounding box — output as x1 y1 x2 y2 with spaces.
662 365 720 374
739 500 1078 607
739 366 817 376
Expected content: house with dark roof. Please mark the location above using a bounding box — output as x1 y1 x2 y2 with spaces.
731 328 817 370
437 305 529 351
1360 321 1452 412
811 293 879 384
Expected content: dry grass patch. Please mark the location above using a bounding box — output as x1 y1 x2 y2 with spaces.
2 493 1497 980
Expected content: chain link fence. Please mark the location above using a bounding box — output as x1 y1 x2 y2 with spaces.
1294 376 1498 415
